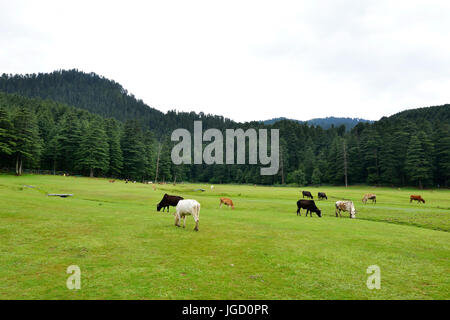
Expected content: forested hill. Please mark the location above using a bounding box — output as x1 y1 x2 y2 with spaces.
380 104 450 123
0 69 444 131
0 70 236 136
263 117 373 130
0 70 449 188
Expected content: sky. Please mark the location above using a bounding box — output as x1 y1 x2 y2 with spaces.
1 0 450 122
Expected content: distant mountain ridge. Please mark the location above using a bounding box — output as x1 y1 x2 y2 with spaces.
0 69 236 136
0 69 446 132
262 116 373 130
0 69 448 187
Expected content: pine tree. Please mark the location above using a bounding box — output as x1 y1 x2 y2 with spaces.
303 142 315 184
105 119 123 177
77 119 109 177
0 106 14 156
142 129 157 181
405 133 433 188
287 169 306 186
11 107 42 175
58 111 82 172
325 136 338 183
121 120 146 180
158 137 173 183
360 127 381 185
311 167 322 185
434 123 450 186
379 133 398 185
43 124 62 174
346 135 363 184
326 136 345 184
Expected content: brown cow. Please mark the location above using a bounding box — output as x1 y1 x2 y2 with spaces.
410 195 425 203
302 191 313 199
219 197 235 209
109 179 115 183
297 200 322 217
157 194 184 212
362 193 376 204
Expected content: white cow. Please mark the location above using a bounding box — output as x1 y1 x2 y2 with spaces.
175 199 201 231
335 201 356 219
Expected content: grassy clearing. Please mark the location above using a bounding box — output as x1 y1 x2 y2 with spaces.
0 174 449 299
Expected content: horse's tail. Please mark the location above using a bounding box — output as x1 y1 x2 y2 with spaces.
195 203 201 219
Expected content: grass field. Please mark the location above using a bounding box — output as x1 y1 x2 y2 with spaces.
0 173 449 299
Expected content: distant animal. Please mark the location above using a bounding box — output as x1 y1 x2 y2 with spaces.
302 191 313 199
109 179 115 183
219 197 235 209
211 185 214 190
175 199 201 231
296 200 322 217
318 192 328 200
157 194 184 212
410 195 425 204
362 193 376 204
335 201 356 219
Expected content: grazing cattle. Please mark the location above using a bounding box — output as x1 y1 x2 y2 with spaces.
219 197 235 209
175 199 201 231
157 194 184 212
410 195 425 204
318 192 328 200
302 191 313 199
109 179 115 183
296 200 322 217
362 193 376 204
335 201 356 219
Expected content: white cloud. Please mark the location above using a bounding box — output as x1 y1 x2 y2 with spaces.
1 0 449 122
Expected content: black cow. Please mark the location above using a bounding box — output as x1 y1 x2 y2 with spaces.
157 194 184 212
302 191 313 199
318 192 328 200
296 200 322 217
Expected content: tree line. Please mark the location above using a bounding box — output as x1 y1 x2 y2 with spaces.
0 70 449 188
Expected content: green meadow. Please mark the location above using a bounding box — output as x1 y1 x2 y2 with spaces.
0 174 449 299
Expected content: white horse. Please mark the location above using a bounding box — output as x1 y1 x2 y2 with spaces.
175 199 201 231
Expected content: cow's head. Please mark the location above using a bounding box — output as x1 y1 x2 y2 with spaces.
157 202 163 211
350 208 356 219
316 209 322 217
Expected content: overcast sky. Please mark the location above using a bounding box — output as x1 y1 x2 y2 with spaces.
1 0 450 122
